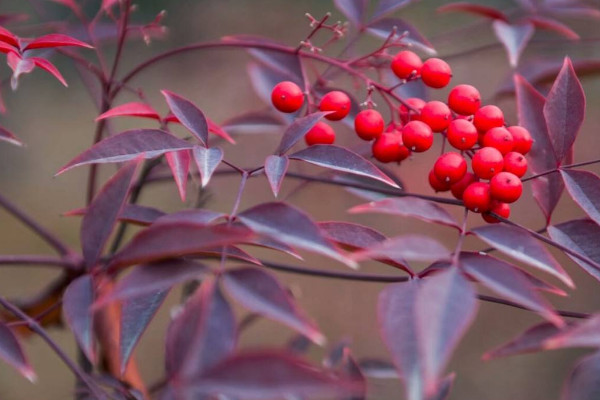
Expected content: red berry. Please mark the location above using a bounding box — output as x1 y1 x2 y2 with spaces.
503 152 528 178
473 105 505 132
433 152 467 184
420 101 451 132
507 126 533 155
482 127 514 155
472 147 504 179
319 91 351 121
271 81 304 113
421 58 452 88
304 121 335 146
451 172 478 200
490 172 523 203
448 84 481 115
402 120 434 152
372 131 410 163
399 97 425 123
429 169 451 192
355 109 385 141
482 201 511 223
391 50 423 79
447 119 478 150
463 182 492 213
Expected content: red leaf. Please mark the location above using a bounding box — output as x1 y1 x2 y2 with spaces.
24 33 92 50
0 126 23 146
561 351 600 400
275 112 329 155
161 90 209 145
30 57 68 87
207 118 235 144
437 2 508 21
492 21 534 67
527 16 580 40
0 26 18 47
264 155 289 197
192 146 223 188
334 0 367 26
0 41 17 55
0 323 35 381
548 219 600 282
63 275 96 364
561 170 600 226
353 234 450 263
166 150 191 201
95 102 160 121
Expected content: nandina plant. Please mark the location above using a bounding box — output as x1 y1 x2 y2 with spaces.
0 0 599 399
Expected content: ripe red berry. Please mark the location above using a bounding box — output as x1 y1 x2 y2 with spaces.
421 58 452 88
472 147 504 179
319 91 351 121
490 172 523 203
372 131 410 163
391 50 423 79
463 182 492 213
482 127 514 155
433 152 467 184
420 101 451 132
429 169 451 192
450 172 478 200
402 120 434 152
447 119 478 150
399 97 425 123
473 105 505 132
503 152 528 178
507 126 533 155
304 121 335 146
448 84 481 115
355 109 385 141
482 201 511 224
271 81 304 113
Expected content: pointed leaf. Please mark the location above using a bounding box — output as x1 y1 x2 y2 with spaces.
548 219 600 282
0 26 19 47
248 62 296 108
222 111 284 134
528 16 580 40
561 351 600 400
561 170 600 225
166 150 191 201
31 58 67 87
0 126 23 146
24 33 93 50
437 2 508 21
366 17 436 55
544 314 600 350
264 155 289 197
371 0 412 21
63 275 96 363
354 234 450 263
192 146 223 188
275 112 329 155
0 323 35 381
492 21 534 67
154 209 224 225
207 118 236 144
334 0 367 26
248 47 303 84
95 102 160 121
161 90 208 145
65 204 165 226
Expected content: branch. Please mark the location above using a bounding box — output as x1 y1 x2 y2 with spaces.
0 255 80 270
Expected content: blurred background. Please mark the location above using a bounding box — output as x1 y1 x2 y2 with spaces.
0 0 599 398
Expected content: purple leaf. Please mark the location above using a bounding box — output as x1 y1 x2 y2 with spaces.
349 197 459 229
223 267 325 345
165 150 191 201
431 373 456 400
247 62 296 110
275 112 329 155
0 125 23 146
358 358 399 379
57 129 193 175
527 16 580 40
334 0 367 26
222 111 284 135
195 245 262 266
0 323 35 381
353 234 450 263
544 58 586 162
237 202 355 268
81 158 141 268
492 21 534 67
63 275 96 364
95 102 160 121
437 2 509 21
471 224 574 288
366 17 436 55
161 90 209 146
544 314 600 350
561 351 600 400
154 209 224 226
548 219 600 282
247 47 303 84
460 252 563 326
561 170 600 225
192 146 223 188
371 0 412 21
242 234 302 260
290 145 399 188
264 155 289 197
65 204 166 226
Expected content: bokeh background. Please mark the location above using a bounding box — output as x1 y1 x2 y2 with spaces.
0 0 599 399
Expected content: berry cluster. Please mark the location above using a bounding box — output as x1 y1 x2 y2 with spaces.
269 49 533 223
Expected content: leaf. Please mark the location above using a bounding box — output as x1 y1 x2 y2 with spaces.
0 125 23 146
63 275 96 364
0 26 19 47
207 118 236 144
192 146 223 188
527 16 580 40
7 52 34 90
237 202 355 268
275 112 329 155
366 17 436 55
334 0 367 26
544 58 586 162
223 267 325 344
353 234 450 263
165 150 191 201
290 145 399 188
431 374 456 400
561 351 600 400
492 21 534 67
81 158 141 268
95 102 160 121
57 129 193 175
459 252 563 326
0 323 35 381
264 155 289 197
544 314 600 350
349 197 459 229
471 224 573 288
247 62 295 108
154 209 224 225
161 90 209 145
437 2 508 21
222 111 284 134
248 47 303 84
65 204 165 226
561 169 600 225
548 219 600 282
31 58 67 87
371 0 412 21
24 34 93 50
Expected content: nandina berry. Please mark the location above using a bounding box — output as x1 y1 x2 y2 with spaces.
421 58 452 88
503 152 528 178
448 84 481 115
507 126 533 154
447 119 478 150
372 131 410 163
420 101 451 132
472 147 504 179
391 50 423 79
429 169 451 192
304 121 335 146
402 120 433 152
450 172 478 200
271 81 304 113
490 171 523 203
355 109 385 141
463 182 492 213
482 201 511 223
433 152 467 184
319 91 351 121
399 97 425 123
473 105 505 132
482 127 514 155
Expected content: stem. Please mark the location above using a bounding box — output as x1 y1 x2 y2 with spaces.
452 209 469 266
108 0 132 82
0 255 80 269
521 158 600 183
